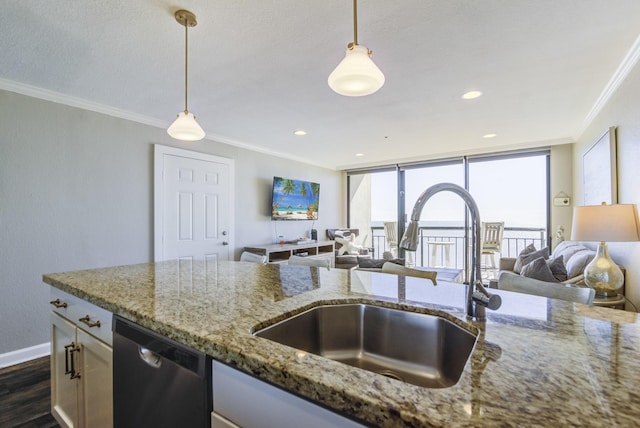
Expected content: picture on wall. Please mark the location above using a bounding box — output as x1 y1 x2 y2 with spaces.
271 177 320 220
583 126 617 205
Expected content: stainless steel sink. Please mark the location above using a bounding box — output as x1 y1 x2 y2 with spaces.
253 304 477 388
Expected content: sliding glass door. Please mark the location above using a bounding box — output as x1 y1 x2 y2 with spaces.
348 169 397 258
468 153 549 258
404 161 465 268
347 150 549 272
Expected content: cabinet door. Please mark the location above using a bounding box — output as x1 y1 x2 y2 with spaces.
51 313 79 428
77 328 113 428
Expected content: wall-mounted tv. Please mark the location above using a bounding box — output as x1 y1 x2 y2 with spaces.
271 177 319 221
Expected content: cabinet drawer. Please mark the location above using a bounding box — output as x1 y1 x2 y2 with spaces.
50 288 113 346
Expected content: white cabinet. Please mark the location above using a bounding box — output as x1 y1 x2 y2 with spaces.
50 289 113 428
211 361 364 428
244 241 335 264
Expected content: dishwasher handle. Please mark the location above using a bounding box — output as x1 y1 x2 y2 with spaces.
113 315 208 376
139 346 162 368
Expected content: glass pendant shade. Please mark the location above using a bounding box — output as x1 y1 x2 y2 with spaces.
328 45 385 97
167 111 205 141
168 10 204 142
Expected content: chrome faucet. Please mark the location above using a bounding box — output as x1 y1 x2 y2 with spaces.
399 183 501 321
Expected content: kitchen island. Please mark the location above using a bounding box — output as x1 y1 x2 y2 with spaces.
44 260 640 427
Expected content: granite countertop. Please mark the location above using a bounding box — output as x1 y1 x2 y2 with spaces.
43 261 640 427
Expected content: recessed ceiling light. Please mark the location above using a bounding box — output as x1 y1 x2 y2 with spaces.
293 130 307 136
483 133 497 139
462 91 483 100
355 153 364 157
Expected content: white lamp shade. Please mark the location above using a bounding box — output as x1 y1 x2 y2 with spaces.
328 45 385 97
167 111 205 141
571 203 640 242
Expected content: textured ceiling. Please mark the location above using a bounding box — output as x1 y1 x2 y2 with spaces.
2 0 640 169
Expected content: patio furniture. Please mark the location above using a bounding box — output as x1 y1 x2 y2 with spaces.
383 222 398 258
481 222 504 274
428 241 455 267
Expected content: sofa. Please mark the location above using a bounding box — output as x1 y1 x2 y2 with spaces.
496 241 623 300
326 229 370 269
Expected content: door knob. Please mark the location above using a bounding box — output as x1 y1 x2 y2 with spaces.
222 241 229 246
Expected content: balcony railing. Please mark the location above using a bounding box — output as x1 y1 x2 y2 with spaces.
369 225 547 270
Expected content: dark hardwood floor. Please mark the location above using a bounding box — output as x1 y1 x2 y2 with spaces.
0 356 59 428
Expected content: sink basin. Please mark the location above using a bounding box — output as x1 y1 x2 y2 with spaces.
253 304 477 388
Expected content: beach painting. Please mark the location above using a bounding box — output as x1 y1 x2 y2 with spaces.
271 177 319 220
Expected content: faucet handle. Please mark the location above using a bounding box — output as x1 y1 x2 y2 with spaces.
472 291 502 310
472 280 502 310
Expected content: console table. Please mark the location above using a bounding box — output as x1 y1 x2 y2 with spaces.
244 241 335 264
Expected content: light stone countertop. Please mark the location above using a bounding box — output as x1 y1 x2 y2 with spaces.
43 260 640 427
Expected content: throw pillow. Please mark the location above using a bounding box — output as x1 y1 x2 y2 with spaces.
554 244 592 267
514 245 550 274
547 256 568 282
520 257 559 283
565 251 595 279
513 243 536 273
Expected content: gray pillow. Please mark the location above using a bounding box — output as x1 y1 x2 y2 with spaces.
513 243 536 273
547 256 567 282
515 246 550 274
520 257 559 283
565 251 595 279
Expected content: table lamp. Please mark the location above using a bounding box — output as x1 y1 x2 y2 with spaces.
571 203 640 297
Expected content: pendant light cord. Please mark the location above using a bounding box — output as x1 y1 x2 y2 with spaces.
184 22 189 114
353 0 358 46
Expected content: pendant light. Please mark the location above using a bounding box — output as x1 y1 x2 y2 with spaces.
167 10 205 141
328 0 385 97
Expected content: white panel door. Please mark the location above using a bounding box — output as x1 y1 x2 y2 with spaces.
155 145 233 262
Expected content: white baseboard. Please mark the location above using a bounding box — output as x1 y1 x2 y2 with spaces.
0 343 50 369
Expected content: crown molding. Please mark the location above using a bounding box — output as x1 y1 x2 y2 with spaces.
0 78 167 128
0 78 335 169
578 33 640 138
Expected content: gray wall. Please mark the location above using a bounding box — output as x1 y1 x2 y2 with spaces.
0 89 344 354
572 63 640 309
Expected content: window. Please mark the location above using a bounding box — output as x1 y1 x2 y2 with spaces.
348 169 397 257
347 150 549 270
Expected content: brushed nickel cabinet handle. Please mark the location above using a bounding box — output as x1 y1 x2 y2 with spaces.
78 315 101 328
50 299 68 308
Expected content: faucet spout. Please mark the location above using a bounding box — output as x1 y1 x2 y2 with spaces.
399 183 501 321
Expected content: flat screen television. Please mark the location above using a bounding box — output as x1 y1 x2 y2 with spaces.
271 177 319 220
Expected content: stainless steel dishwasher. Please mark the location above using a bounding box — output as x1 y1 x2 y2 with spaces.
113 315 212 428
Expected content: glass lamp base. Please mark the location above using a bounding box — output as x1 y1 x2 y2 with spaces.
584 242 623 298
